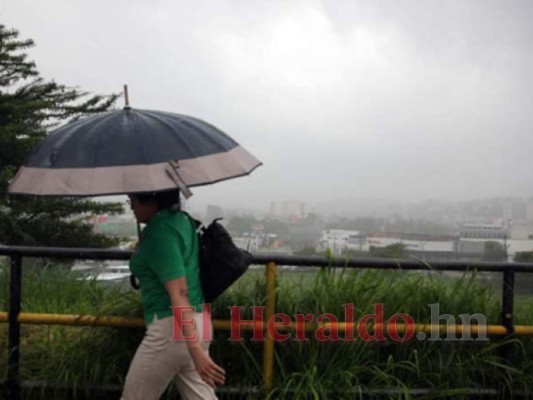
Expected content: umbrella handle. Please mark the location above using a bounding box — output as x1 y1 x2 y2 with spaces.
166 160 193 198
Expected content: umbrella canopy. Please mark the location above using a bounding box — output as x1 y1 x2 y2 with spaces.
8 108 261 197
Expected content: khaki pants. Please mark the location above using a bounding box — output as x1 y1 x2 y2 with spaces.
122 313 217 400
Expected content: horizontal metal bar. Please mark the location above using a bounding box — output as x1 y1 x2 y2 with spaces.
0 312 254 331
5 379 524 397
1 380 261 395
2 245 533 272
14 380 262 395
253 254 533 272
0 245 131 260
0 312 145 328
2 312 533 336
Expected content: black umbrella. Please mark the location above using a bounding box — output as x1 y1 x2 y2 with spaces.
8 105 261 198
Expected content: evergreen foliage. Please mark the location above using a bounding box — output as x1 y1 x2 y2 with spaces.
0 25 123 247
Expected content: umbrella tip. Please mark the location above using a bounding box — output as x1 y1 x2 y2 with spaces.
123 84 131 110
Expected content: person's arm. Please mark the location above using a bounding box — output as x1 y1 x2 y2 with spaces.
164 277 225 387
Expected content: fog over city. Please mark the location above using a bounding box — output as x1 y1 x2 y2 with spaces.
3 0 533 213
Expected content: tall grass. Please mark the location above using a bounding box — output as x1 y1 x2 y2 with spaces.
259 268 533 399
1 261 533 399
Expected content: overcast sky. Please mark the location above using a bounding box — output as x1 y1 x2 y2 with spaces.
2 0 533 212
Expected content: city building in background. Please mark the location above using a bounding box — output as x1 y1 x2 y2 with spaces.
270 201 305 221
458 223 508 239
86 196 533 261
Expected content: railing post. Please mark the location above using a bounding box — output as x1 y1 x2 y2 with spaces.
262 262 277 397
8 254 22 400
501 268 515 363
502 268 515 334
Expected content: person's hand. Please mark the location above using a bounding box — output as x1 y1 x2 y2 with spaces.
189 345 226 387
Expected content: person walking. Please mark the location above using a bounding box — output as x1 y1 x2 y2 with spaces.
122 189 225 400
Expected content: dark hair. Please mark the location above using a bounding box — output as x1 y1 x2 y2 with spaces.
132 189 181 211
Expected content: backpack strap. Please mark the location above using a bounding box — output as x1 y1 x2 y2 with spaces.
179 211 205 263
180 211 204 235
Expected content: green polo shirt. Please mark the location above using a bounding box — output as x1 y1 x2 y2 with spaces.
129 209 204 324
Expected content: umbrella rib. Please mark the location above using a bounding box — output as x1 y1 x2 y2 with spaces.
187 162 263 188
50 112 115 168
181 119 230 153
134 111 151 166
147 109 238 155
142 110 201 161
90 114 118 168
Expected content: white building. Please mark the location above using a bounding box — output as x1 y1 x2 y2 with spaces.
458 223 508 239
510 223 533 240
317 229 361 255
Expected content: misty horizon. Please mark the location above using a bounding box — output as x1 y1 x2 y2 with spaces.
4 0 533 210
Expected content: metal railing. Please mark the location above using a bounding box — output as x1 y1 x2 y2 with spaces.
1 245 533 399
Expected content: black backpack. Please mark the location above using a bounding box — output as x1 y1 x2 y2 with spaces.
186 214 253 303
130 213 252 302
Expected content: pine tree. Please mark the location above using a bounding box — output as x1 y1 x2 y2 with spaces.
0 25 123 247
